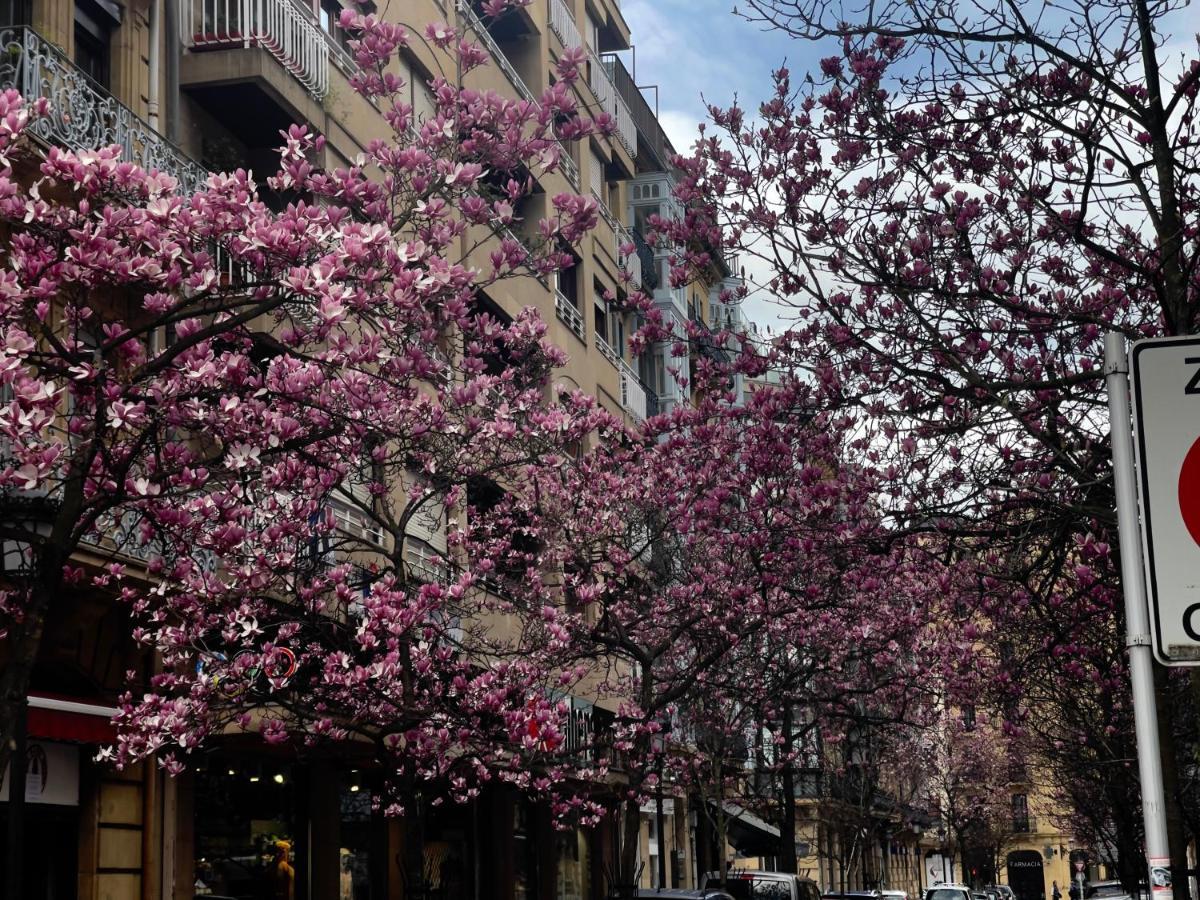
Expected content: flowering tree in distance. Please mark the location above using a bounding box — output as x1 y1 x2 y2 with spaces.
674 0 1199 888
0 3 615 884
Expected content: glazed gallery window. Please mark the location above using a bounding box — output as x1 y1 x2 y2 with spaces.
556 829 591 900
193 759 300 900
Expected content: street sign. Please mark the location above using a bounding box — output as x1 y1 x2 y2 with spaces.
1130 335 1200 665
1075 861 1085 874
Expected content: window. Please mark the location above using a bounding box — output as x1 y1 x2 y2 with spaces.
318 0 352 55
74 0 116 87
398 51 437 124
404 467 448 582
589 148 605 202
1011 793 1030 832
554 248 581 308
961 705 976 730
194 757 302 900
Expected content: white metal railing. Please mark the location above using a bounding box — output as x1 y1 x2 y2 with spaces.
595 333 619 366
548 0 581 49
458 0 578 188
555 289 586 342
181 0 329 98
619 225 641 289
618 360 647 420
598 55 636 153
549 0 631 160
592 189 622 258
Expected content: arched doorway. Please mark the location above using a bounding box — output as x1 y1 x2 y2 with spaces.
1007 850 1046 900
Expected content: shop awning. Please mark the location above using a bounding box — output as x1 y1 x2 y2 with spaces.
26 694 119 744
711 800 782 857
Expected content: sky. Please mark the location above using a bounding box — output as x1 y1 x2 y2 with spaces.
614 0 817 334
609 0 1199 337
616 1 800 157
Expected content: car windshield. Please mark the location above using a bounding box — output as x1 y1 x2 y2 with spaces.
717 877 793 899
927 890 969 900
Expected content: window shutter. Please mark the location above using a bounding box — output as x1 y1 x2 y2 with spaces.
589 149 604 201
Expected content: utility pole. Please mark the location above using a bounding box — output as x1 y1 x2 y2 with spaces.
1105 332 1172 889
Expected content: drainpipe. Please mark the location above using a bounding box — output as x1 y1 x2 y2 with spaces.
163 0 180 143
147 0 161 131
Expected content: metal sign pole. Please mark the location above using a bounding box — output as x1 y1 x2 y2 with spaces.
1105 332 1172 888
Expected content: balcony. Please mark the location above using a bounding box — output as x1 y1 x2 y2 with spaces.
1012 817 1037 834
589 50 635 153
0 26 208 193
619 225 641 290
180 0 329 99
618 360 647 420
555 289 586 342
546 0 634 154
631 226 656 290
605 53 674 170
595 333 619 366
460 0 579 188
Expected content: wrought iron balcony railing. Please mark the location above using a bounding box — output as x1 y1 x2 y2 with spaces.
181 0 329 98
0 26 209 194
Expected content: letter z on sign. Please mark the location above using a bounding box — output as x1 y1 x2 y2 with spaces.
1130 336 1200 665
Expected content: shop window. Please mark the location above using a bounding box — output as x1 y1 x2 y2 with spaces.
556 828 591 900
513 800 539 900
193 758 301 900
339 771 379 899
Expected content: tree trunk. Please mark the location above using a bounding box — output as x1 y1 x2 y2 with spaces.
401 789 427 899
779 707 798 874
618 795 642 896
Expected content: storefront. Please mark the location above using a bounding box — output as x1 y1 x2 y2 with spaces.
0 738 82 899
190 752 387 900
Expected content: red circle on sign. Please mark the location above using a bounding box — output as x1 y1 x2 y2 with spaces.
1179 435 1200 547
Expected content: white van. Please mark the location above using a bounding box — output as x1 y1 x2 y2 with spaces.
701 870 823 900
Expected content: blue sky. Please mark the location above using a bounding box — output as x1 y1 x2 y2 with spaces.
616 1 804 160
614 0 815 332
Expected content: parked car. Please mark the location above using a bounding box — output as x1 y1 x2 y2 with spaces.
882 891 910 900
636 890 736 899
987 886 1016 900
824 892 882 900
924 883 974 900
1086 881 1135 900
702 870 823 900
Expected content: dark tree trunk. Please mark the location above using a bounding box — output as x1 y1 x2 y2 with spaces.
779 707 798 874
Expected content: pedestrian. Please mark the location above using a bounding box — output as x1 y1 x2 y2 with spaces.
1053 881 1062 900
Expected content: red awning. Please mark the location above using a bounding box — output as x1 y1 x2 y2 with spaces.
26 694 118 744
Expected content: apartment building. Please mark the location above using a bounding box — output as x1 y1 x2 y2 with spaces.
0 0 758 897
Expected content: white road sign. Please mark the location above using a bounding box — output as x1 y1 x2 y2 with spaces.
1130 335 1200 665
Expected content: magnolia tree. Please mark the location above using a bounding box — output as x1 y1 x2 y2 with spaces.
670 0 1199 887
489 351 943 888
0 2 622 885
922 711 1025 887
